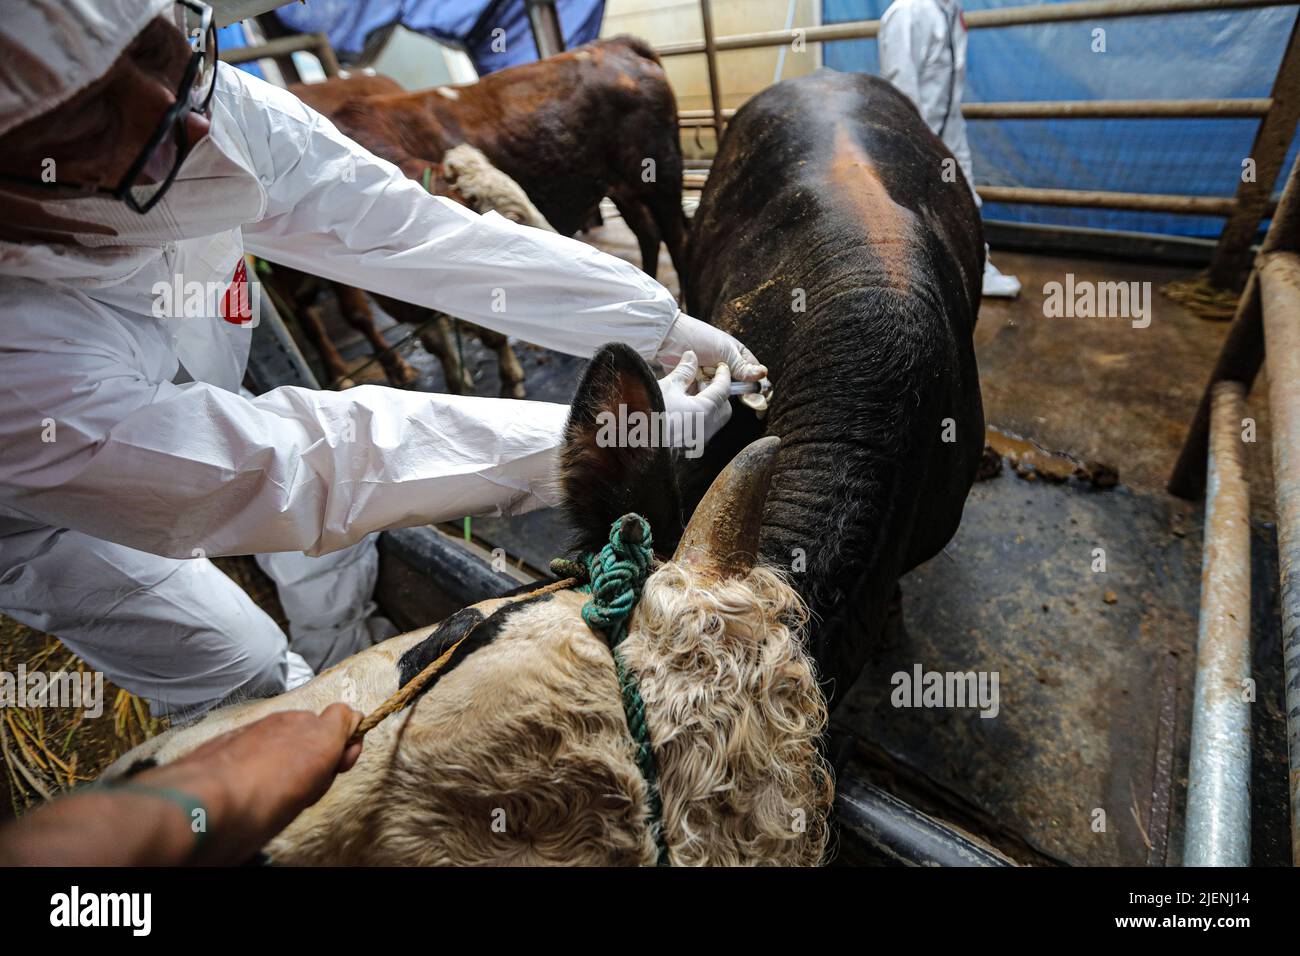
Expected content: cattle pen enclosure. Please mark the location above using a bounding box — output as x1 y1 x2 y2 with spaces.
2 0 1297 873
257 0 1298 867
256 178 1296 867
249 0 1293 867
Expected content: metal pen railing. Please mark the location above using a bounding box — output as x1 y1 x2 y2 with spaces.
660 0 1300 292
1183 378 1253 866
1254 163 1300 866
1174 153 1300 865
220 30 341 77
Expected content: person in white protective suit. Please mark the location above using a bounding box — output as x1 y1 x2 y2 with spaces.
879 0 1022 298
0 0 764 721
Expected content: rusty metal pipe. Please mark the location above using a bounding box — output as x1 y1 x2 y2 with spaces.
525 0 566 59
962 98 1272 119
1183 380 1253 866
1168 275 1264 500
680 99 1271 126
1207 13 1300 290
656 19 879 57
699 0 725 139
968 0 1297 28
1260 250 1300 865
1169 155 1300 500
975 186 1238 216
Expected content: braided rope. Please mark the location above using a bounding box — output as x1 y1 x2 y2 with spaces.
553 514 669 866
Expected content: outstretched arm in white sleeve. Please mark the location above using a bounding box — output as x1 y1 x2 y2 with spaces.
231 67 762 379
0 286 740 560
0 285 568 558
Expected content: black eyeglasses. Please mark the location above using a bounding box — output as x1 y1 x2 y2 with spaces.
0 0 218 214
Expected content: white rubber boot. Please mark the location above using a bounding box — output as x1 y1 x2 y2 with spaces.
982 254 1021 299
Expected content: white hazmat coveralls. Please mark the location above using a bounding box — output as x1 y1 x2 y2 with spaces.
0 3 697 719
880 0 974 200
878 0 1020 297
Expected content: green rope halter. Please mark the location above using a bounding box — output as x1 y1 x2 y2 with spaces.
551 513 669 866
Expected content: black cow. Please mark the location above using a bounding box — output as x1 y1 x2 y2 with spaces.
682 71 985 705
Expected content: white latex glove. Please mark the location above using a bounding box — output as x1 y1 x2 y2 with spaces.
657 351 732 459
658 312 767 383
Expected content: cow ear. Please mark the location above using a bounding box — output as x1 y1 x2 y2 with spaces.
560 343 683 557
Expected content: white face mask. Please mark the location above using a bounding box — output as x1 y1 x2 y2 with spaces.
8 95 266 249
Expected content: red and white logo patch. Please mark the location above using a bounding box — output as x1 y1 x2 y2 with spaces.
221 258 254 325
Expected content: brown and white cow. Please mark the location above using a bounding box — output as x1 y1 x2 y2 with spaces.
270 35 688 396
326 36 690 281
106 345 832 866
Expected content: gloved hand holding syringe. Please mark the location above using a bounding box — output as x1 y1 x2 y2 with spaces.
658 311 773 412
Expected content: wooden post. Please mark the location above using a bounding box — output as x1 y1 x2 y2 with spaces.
1206 12 1300 291
1170 151 1300 499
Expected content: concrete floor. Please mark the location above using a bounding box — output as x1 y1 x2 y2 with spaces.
307 215 1290 866
975 250 1276 520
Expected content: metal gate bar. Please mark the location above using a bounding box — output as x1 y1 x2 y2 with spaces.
1184 381 1253 866
1175 151 1300 863
657 0 1298 57
1260 250 1300 864
680 98 1272 126
221 31 341 77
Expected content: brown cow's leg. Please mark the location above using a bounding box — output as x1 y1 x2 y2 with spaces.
647 187 691 294
473 324 526 399
376 294 475 395
418 314 473 394
334 285 419 388
261 264 348 386
610 191 661 280
299 303 356 389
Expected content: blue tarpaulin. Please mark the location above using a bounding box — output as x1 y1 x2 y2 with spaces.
217 23 263 78
822 0 1300 237
271 0 605 75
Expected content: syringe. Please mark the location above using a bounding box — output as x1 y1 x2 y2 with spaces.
728 379 772 396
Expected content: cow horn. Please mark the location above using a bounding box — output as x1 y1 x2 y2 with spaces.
671 436 780 578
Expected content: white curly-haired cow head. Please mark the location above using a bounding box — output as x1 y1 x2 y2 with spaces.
440 143 556 232
106 345 831 865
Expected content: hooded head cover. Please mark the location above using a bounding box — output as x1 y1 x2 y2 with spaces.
0 0 267 286
0 0 172 138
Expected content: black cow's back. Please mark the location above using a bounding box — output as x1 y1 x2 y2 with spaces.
684 71 984 704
